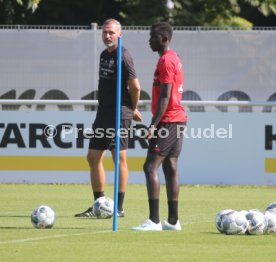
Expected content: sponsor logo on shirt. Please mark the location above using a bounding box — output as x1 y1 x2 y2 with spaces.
109 58 115 68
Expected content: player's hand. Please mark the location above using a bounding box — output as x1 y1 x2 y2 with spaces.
133 109 142 122
147 125 156 139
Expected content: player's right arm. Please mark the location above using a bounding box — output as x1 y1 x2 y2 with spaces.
148 82 172 138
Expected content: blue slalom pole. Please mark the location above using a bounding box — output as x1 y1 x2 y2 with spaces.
113 37 122 231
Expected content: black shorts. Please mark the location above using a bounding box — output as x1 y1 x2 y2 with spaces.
148 122 186 157
89 114 131 151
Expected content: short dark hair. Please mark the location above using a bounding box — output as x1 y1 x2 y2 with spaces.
151 22 173 41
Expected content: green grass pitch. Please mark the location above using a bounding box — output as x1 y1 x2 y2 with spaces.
0 183 276 262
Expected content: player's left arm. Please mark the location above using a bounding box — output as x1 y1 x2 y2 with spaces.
123 49 142 122
128 78 142 122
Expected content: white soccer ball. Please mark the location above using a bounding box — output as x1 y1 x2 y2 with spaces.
265 202 276 211
238 209 249 217
246 209 267 235
93 196 114 219
31 205 55 229
264 209 276 234
220 210 249 235
215 209 234 233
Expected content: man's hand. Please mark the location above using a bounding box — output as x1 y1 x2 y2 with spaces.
147 125 156 139
133 109 142 122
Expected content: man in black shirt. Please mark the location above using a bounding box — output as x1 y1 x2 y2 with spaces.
75 19 141 218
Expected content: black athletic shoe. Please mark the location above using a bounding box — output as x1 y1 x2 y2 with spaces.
74 207 95 218
117 209 125 218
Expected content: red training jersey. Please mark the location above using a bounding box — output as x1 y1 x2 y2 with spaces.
151 49 187 123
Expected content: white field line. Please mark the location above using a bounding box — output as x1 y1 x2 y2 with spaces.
0 230 110 245
0 220 214 244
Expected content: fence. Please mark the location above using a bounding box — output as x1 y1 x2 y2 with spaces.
0 26 275 185
1 25 276 112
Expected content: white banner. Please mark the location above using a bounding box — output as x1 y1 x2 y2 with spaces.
0 111 275 185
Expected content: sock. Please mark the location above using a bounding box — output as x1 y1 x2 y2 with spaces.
149 199 159 224
168 200 178 225
117 192 125 211
93 191 104 202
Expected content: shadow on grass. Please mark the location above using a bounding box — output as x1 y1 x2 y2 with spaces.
201 231 250 236
201 232 221 235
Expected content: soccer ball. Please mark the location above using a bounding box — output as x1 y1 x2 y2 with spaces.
93 196 114 219
238 209 249 217
215 209 234 233
264 209 276 234
220 210 249 235
246 209 267 235
265 202 276 211
31 205 55 229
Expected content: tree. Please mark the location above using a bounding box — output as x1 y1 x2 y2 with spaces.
117 0 275 27
171 0 276 27
244 0 276 16
240 0 276 26
27 0 123 25
0 0 41 23
0 0 275 26
26 0 168 26
118 0 169 25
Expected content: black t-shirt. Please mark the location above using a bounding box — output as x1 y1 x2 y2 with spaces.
97 46 137 120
